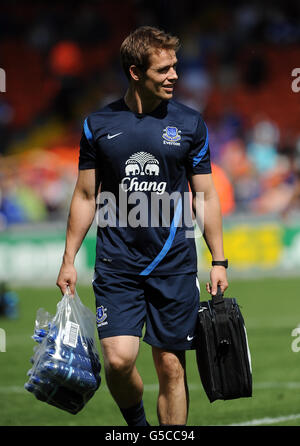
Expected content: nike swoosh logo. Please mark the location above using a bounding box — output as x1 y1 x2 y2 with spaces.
107 132 123 139
187 335 194 341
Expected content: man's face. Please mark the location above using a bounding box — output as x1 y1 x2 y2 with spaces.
139 48 178 101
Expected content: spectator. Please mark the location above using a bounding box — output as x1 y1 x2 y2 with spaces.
247 119 280 174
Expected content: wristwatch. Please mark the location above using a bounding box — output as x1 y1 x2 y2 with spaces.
212 259 228 269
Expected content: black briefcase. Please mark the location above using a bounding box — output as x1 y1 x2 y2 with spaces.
195 286 252 403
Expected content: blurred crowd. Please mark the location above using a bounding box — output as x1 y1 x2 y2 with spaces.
1 0 300 230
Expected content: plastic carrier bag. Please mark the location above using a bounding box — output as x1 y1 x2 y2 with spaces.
24 289 101 414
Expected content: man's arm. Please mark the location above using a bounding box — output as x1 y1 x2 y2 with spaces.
56 168 100 295
189 173 228 295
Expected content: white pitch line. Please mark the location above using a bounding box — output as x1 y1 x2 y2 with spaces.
254 381 300 389
142 382 300 391
228 413 300 426
2 381 300 394
0 386 25 393
2 385 300 426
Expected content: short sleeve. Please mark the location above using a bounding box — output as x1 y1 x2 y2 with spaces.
187 116 211 175
78 117 97 170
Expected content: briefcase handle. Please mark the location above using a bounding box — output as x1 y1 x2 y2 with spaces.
212 285 225 305
211 285 227 322
211 285 231 354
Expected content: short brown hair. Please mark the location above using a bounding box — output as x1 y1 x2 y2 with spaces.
120 26 180 80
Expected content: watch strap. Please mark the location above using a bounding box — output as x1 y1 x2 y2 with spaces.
212 259 228 268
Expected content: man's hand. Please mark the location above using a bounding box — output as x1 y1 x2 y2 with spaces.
206 265 228 296
56 262 77 296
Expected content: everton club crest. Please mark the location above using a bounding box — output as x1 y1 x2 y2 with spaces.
162 126 181 146
96 305 108 327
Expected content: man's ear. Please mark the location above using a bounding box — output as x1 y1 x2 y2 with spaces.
129 65 143 82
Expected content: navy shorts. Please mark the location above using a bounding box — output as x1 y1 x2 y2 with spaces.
92 270 200 351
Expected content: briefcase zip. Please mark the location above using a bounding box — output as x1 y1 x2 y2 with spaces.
212 307 231 397
199 309 218 395
233 304 252 392
231 304 247 388
204 311 218 394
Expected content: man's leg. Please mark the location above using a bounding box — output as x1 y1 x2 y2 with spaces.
101 335 148 425
152 347 189 425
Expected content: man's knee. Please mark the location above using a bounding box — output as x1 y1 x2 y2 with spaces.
154 350 185 383
105 351 135 376
101 336 139 377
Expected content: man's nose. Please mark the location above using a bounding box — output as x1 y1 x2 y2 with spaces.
168 67 178 81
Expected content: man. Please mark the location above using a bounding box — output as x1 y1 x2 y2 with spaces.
56 26 228 426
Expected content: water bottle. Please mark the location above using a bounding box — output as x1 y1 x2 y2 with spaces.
48 345 101 377
74 337 101 373
24 374 85 412
47 331 100 370
72 336 88 357
41 360 99 391
41 345 92 370
24 382 49 402
31 374 57 394
48 385 85 414
47 325 58 344
24 382 35 392
30 374 53 387
32 328 48 344
60 346 96 371
74 335 98 356
25 375 85 412
53 346 89 368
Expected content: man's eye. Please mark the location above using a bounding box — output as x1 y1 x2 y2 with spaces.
158 68 169 73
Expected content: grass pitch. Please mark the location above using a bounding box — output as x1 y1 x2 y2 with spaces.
0 276 299 426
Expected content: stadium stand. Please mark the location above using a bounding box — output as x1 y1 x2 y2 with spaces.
1 1 300 228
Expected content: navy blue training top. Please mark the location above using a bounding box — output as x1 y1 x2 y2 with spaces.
79 98 211 276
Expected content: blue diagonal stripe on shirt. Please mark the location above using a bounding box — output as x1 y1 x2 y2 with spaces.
193 122 209 167
139 197 183 276
84 118 93 142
